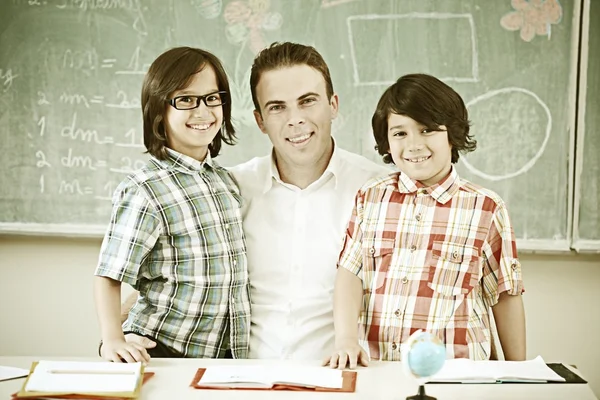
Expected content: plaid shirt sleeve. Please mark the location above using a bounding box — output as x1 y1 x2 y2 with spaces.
338 191 366 280
95 181 162 287
481 200 524 307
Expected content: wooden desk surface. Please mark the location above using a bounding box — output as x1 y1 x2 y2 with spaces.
0 357 597 400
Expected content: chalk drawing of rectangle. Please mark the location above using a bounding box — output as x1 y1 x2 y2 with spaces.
347 13 479 86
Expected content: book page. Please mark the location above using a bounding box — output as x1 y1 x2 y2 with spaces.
199 366 343 389
493 356 565 382
428 356 566 383
0 365 29 382
199 366 271 388
427 358 497 383
25 360 141 393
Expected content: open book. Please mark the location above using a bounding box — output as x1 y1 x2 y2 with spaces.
426 356 566 383
16 360 145 399
195 366 344 389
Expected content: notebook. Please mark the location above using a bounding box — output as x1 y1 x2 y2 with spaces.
13 361 150 399
427 356 566 383
191 365 357 392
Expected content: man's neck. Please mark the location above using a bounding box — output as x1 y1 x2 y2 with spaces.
274 142 334 190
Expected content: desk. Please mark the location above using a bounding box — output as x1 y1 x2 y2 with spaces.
0 357 597 400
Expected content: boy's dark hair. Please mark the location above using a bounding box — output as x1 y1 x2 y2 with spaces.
141 46 236 160
372 73 476 164
249 42 334 113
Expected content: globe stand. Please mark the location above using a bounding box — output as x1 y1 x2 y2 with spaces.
406 384 436 400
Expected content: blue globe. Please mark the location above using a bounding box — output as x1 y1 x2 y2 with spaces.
405 331 446 378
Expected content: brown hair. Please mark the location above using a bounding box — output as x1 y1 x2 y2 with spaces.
372 73 476 164
141 47 236 160
249 42 334 113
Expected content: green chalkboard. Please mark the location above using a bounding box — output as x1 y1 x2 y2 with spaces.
0 0 585 251
574 0 600 251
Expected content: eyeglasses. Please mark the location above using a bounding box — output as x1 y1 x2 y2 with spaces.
168 91 227 110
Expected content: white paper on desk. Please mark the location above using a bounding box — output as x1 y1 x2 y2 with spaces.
25 360 141 393
199 365 343 389
427 356 566 383
0 365 29 381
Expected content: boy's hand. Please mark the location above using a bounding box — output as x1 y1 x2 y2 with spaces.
124 333 157 351
100 337 151 364
322 340 369 370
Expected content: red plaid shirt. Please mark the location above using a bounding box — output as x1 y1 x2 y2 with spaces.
338 167 524 361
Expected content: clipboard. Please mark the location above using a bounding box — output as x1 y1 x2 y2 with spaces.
11 361 154 400
190 368 357 392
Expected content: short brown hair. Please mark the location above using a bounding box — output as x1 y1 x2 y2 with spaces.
372 73 476 164
249 42 334 113
141 47 236 160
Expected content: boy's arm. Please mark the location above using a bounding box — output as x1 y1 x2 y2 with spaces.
323 267 368 369
492 291 526 360
120 291 139 323
94 276 150 363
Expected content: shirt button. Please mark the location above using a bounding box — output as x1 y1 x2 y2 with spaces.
225 224 230 231
452 250 460 260
369 247 375 255
410 245 417 252
391 342 398 350
233 259 237 266
401 277 408 284
415 214 422 221
394 309 402 317
418 189 427 195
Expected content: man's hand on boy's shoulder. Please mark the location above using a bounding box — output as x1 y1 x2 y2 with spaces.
322 339 370 370
101 336 153 364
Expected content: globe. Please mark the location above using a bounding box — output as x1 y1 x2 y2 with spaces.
401 330 446 400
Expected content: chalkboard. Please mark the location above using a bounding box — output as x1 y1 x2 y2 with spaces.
0 0 586 251
573 0 600 252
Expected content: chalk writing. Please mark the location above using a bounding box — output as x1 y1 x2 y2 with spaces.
37 116 46 137
0 68 18 92
60 113 114 144
62 48 98 71
115 46 149 75
109 156 145 174
37 91 50 105
115 128 144 148
55 0 142 12
61 148 96 170
35 151 51 168
105 90 140 109
60 92 90 108
95 181 117 201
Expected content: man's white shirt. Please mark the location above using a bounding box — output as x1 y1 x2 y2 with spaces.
230 147 390 360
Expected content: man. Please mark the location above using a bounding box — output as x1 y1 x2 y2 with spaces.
123 42 390 359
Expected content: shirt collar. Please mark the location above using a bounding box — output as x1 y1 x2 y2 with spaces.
153 148 215 174
397 166 460 204
262 138 341 193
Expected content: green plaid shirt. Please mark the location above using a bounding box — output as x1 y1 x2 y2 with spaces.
95 148 250 358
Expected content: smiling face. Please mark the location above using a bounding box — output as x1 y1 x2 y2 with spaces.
253 64 338 170
387 113 452 187
164 64 223 161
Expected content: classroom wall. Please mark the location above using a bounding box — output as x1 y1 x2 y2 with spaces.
0 236 599 396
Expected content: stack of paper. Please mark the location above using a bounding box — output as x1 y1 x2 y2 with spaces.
16 360 144 399
427 356 566 383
